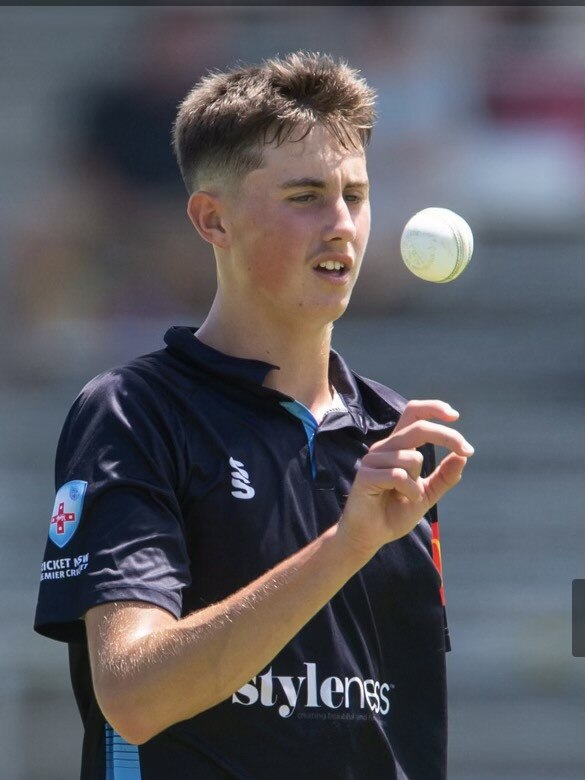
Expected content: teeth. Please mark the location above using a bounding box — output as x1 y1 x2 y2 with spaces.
318 260 345 271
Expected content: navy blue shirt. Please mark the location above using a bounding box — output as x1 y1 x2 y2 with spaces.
34 325 450 780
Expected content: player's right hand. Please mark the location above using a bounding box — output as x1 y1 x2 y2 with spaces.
337 400 474 561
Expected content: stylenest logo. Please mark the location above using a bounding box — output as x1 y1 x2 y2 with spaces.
232 662 393 718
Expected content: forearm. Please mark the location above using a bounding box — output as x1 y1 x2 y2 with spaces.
94 521 371 742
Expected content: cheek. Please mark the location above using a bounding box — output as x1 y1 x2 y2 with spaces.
357 206 371 252
240 227 295 298
253 256 288 295
240 213 307 297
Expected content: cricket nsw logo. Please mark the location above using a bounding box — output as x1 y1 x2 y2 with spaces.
49 480 88 548
230 457 255 499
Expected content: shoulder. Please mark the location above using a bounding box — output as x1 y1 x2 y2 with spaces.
55 351 189 487
60 349 187 454
75 349 179 415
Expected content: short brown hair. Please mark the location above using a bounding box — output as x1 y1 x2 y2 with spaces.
172 51 377 193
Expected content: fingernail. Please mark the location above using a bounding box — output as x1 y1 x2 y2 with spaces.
447 405 459 416
463 442 475 455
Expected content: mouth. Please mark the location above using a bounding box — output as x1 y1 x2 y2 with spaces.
312 254 353 280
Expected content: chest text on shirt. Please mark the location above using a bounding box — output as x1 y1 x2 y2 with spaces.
232 661 393 718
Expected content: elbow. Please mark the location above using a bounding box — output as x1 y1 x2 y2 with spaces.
95 681 162 746
93 668 219 744
108 718 153 747
110 725 150 747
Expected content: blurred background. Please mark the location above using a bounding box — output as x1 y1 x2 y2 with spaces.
1 6 582 778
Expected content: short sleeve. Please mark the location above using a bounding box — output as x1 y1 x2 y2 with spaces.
34 367 191 642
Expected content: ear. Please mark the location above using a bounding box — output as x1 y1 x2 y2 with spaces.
187 191 229 249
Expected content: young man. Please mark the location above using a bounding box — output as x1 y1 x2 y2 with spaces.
35 52 473 779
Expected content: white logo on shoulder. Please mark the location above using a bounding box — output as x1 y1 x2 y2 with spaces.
230 457 255 500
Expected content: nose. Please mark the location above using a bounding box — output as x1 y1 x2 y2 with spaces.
322 197 357 244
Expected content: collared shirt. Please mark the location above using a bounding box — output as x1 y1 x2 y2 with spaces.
34 325 449 780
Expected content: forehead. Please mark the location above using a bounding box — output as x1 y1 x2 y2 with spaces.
251 124 367 186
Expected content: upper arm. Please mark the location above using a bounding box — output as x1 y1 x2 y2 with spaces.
35 368 190 644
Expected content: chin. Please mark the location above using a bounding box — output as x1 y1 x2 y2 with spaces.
311 296 351 326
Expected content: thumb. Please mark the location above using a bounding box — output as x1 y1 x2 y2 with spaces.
422 453 468 509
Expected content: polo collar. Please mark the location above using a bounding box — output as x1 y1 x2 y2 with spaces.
164 325 400 435
164 326 278 386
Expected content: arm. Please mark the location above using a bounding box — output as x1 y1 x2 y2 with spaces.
86 400 473 744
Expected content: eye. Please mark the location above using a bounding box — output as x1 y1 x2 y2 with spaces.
344 193 364 204
289 194 316 203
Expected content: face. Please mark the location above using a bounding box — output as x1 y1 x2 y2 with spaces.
219 124 371 329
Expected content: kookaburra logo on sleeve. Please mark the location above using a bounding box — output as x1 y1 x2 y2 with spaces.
49 480 88 548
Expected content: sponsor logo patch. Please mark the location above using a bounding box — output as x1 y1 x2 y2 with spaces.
49 480 88 548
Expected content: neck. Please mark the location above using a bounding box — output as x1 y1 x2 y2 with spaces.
195 295 335 415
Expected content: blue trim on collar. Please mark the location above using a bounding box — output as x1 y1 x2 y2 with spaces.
280 400 318 479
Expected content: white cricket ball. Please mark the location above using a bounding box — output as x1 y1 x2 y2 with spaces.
400 207 474 283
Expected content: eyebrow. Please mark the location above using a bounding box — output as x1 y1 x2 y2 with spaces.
279 177 369 190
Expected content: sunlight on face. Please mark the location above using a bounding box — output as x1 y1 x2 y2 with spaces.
219 124 371 329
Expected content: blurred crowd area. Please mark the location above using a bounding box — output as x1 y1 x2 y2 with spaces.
0 5 583 370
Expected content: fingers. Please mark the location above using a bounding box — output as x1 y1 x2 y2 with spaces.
365 399 473 515
355 450 426 506
378 419 474 458
358 450 469 513
357 464 423 504
422 452 468 508
395 420 474 456
392 399 460 435
355 399 473 521
363 449 424 482
370 399 472 458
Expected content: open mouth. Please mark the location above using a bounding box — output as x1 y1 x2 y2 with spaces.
314 259 348 277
